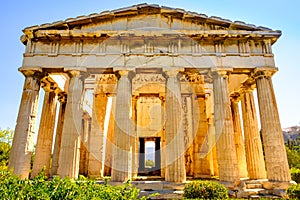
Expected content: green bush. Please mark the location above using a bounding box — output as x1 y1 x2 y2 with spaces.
183 180 228 199
287 184 300 199
0 169 152 200
291 168 300 183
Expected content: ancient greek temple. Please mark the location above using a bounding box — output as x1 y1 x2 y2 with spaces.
9 4 290 185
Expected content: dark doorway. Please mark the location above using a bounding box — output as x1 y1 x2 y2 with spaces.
138 137 161 176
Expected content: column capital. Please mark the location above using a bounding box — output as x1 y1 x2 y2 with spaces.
58 92 67 103
163 69 184 79
240 82 255 94
64 69 88 79
251 68 277 80
19 68 44 79
41 77 59 93
211 68 233 79
230 92 241 103
114 69 135 80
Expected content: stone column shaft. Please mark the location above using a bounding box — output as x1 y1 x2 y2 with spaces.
31 90 58 178
111 70 134 182
131 95 138 178
165 71 186 182
213 71 239 182
255 72 291 181
88 93 107 178
51 96 67 176
231 97 248 179
241 89 266 179
104 97 115 176
57 71 84 178
79 113 90 176
9 71 41 179
193 95 212 178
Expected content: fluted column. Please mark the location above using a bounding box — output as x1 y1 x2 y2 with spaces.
31 80 58 178
9 70 42 179
254 71 290 181
79 112 90 176
103 95 115 176
212 70 239 182
230 95 248 179
57 70 85 178
111 70 134 182
160 95 166 179
193 95 212 178
131 95 139 178
51 93 67 176
88 93 107 178
241 86 266 179
164 70 186 182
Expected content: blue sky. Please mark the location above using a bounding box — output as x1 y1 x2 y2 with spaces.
0 0 299 129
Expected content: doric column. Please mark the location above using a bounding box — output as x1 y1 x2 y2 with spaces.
240 85 266 179
159 94 166 179
79 112 90 176
88 93 108 178
111 70 134 182
57 70 85 178
31 80 58 178
51 92 67 176
9 70 42 179
164 70 186 182
183 95 194 177
230 94 248 179
103 95 115 176
193 95 212 178
254 71 291 181
131 95 139 178
212 70 239 182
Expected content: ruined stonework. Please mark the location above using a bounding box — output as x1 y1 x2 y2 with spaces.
10 4 291 191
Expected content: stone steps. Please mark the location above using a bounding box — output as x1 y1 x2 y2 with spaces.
236 180 282 199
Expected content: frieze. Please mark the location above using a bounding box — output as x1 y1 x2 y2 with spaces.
180 73 204 83
133 74 165 83
96 74 118 84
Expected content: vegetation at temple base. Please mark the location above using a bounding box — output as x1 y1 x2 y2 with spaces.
0 169 155 200
287 184 300 199
183 180 229 199
0 128 13 170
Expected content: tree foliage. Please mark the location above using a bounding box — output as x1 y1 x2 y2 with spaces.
0 128 14 169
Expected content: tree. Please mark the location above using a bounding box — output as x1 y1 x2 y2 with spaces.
0 128 14 169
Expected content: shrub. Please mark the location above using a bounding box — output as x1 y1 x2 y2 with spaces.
0 169 153 200
183 180 228 199
287 184 300 199
291 168 300 183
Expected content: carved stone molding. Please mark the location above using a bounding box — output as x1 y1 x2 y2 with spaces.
133 73 165 83
180 73 204 83
96 74 118 84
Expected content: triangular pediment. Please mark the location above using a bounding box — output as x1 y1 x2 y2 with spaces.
22 3 281 44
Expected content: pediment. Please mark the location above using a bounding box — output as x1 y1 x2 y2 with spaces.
21 3 281 44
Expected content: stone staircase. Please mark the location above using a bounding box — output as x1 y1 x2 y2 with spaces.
108 178 294 199
236 180 285 199
132 181 184 199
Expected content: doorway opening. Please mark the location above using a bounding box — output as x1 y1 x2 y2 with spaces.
138 137 161 176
